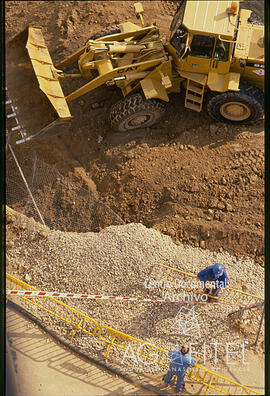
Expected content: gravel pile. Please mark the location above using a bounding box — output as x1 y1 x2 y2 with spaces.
6 207 264 372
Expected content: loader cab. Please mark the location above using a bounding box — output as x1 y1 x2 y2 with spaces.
166 0 237 75
168 26 232 75
183 34 231 74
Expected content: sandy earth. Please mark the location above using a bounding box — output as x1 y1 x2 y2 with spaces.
6 1 265 264
5 1 265 395
7 305 156 396
6 207 265 395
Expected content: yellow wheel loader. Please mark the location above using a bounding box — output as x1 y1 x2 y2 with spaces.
6 1 264 143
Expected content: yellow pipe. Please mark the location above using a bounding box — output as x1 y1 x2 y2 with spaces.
66 57 166 102
108 44 146 53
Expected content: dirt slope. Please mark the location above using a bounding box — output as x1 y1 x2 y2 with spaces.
5 1 265 265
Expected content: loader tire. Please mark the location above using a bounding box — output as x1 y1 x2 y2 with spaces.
206 83 264 125
110 93 167 132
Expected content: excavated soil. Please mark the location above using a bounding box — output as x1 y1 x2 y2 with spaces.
5 1 265 266
5 3 265 394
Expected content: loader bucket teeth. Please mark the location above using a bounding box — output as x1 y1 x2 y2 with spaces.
6 26 72 141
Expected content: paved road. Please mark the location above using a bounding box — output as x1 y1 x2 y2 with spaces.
6 337 19 396
6 303 264 395
6 305 155 396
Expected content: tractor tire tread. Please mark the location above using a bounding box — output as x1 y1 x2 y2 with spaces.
110 93 166 131
206 82 264 125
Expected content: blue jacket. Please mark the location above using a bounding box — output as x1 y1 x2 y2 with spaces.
169 350 196 374
197 265 228 289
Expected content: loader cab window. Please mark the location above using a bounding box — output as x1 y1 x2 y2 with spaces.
190 35 215 58
214 39 230 61
170 25 188 58
169 0 187 39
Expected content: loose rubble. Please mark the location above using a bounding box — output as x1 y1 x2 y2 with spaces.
7 207 264 373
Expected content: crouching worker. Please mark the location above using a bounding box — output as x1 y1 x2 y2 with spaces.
163 344 195 394
198 263 228 301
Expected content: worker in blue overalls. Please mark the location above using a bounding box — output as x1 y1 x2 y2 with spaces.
163 344 196 393
197 263 228 300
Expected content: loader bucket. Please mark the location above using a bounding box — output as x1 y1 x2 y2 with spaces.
6 26 72 141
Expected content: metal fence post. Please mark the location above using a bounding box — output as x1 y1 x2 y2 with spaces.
254 305 264 347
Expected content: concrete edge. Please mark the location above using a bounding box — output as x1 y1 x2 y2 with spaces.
6 336 20 396
7 300 170 396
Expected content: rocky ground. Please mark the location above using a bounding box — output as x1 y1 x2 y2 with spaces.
5 1 265 393
6 1 265 265
6 207 264 373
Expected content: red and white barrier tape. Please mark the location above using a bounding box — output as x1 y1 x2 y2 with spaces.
6 290 166 301
6 289 251 306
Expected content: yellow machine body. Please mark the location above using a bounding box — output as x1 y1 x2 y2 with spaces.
6 1 264 139
6 27 72 140
164 0 264 112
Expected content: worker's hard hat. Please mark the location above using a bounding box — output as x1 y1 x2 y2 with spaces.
213 263 224 277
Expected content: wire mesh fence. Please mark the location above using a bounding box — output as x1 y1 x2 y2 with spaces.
6 145 125 231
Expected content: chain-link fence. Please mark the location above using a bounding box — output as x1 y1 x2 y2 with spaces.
6 145 125 232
